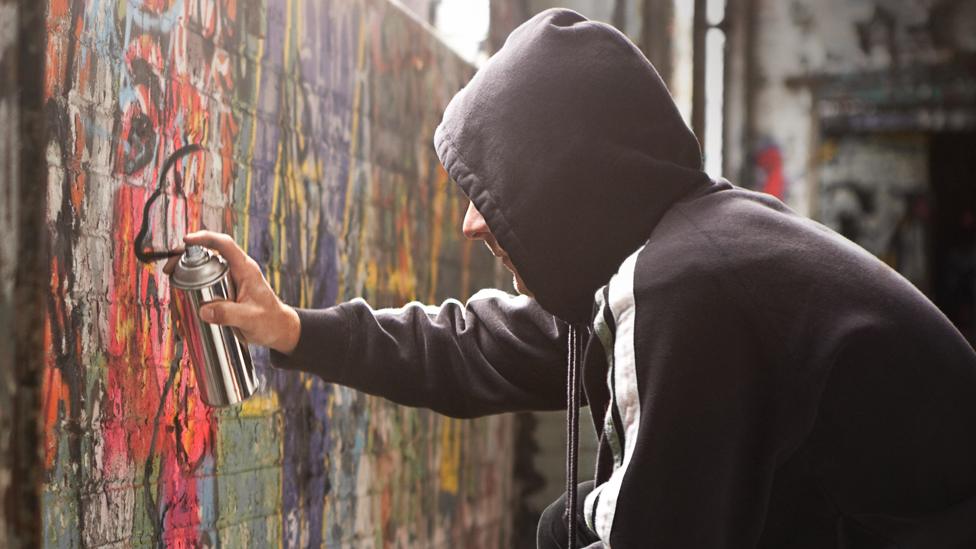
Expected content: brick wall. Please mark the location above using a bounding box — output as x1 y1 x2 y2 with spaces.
40 0 512 546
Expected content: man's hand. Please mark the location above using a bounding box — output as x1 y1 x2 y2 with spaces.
163 231 301 355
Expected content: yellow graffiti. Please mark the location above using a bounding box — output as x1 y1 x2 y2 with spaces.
239 390 280 417
240 4 267 253
427 168 449 303
439 418 461 495
336 15 369 301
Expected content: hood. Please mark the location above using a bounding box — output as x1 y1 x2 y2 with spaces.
434 8 712 322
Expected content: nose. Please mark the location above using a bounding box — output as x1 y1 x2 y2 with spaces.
462 201 491 241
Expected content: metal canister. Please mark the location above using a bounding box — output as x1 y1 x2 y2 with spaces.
170 245 259 407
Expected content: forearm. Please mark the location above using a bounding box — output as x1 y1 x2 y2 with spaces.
270 290 569 417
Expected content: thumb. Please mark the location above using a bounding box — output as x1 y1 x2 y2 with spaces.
198 300 250 328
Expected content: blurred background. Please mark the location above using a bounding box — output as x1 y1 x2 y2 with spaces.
1 0 973 547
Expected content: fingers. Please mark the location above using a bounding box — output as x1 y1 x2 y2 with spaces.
198 300 252 329
184 230 252 273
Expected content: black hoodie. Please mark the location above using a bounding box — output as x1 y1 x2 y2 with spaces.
272 9 976 548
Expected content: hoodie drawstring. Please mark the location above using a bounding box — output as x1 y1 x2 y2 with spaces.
565 324 583 549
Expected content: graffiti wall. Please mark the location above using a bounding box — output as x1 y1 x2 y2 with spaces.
41 0 512 547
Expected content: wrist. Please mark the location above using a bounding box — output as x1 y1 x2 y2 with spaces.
274 304 301 355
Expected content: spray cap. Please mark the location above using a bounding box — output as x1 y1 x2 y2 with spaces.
183 245 208 266
171 246 228 289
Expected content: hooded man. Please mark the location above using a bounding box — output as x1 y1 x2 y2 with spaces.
172 9 976 549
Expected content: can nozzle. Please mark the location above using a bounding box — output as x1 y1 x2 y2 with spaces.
183 245 209 266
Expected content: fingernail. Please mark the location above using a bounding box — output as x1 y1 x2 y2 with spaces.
200 307 214 322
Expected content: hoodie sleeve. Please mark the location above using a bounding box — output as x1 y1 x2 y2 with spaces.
584 241 794 548
269 289 569 418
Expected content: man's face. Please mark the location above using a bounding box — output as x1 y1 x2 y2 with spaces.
462 201 534 297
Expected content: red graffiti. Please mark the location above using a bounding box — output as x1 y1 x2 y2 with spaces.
756 144 786 199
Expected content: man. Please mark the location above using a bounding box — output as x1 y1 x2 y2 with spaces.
170 9 976 548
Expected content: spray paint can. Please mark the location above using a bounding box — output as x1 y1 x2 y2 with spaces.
170 245 259 407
